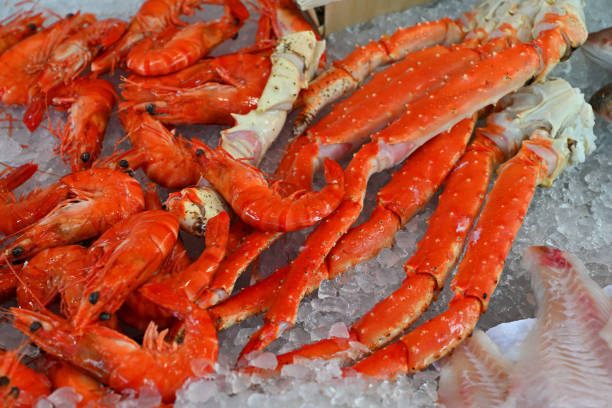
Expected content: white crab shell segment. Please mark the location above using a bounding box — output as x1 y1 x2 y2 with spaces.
471 0 586 44
165 187 229 236
221 31 325 165
258 31 325 113
483 78 594 184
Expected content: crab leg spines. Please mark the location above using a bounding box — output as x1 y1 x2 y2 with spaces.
347 146 539 377
273 273 438 370
451 145 544 309
266 78 594 370
293 17 468 135
328 117 475 277
351 146 545 378
279 46 483 187
311 47 480 148
352 296 482 378
173 211 230 300
377 117 475 224
274 133 498 368
209 265 289 330
327 205 400 280
241 118 477 358
352 274 437 351
380 44 540 148
405 133 503 288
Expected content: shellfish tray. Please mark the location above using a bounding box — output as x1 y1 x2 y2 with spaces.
0 0 611 406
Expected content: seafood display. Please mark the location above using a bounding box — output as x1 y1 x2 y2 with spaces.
438 246 612 408
584 26 612 122
0 0 610 406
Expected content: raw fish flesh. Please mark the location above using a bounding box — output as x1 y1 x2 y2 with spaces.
438 246 612 408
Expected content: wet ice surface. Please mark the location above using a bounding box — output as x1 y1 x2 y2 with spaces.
2 0 612 407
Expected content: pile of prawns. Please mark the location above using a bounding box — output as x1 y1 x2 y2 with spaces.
0 0 324 406
0 0 599 406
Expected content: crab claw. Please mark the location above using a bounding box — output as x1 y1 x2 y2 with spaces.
192 140 344 232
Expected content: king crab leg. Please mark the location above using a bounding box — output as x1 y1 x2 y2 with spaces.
237 0 591 360
239 117 477 359
206 116 474 328
194 33 517 309
293 16 472 136
349 80 596 377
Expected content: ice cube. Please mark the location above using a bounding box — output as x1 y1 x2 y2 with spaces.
328 322 350 338
246 351 278 370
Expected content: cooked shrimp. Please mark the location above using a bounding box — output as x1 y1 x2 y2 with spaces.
0 13 95 105
91 0 207 74
0 10 45 56
71 210 179 331
23 18 126 131
121 52 271 125
118 109 201 188
0 350 51 408
126 0 248 76
16 245 90 316
0 168 144 262
0 163 70 236
12 283 217 403
48 78 117 172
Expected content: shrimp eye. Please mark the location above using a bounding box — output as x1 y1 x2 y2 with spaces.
29 321 42 332
10 387 19 398
27 23 37 31
11 247 23 258
146 103 155 114
0 376 9 386
195 149 204 156
118 159 129 168
99 312 111 321
89 291 100 305
66 13 74 18
81 152 91 162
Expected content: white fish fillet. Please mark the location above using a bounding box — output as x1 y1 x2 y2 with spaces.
438 246 612 408
505 246 612 408
438 330 512 408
